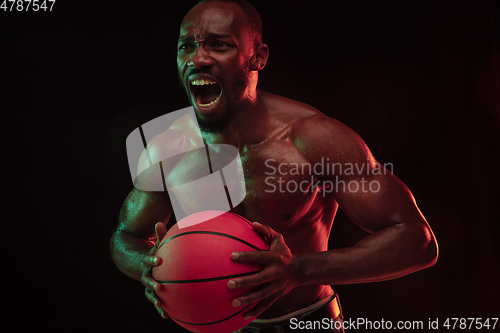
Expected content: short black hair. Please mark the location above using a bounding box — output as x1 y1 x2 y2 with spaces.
196 0 263 46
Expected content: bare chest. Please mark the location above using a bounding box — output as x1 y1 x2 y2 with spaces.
165 139 325 231
234 140 321 226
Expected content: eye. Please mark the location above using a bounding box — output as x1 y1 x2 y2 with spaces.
178 43 195 52
212 41 229 50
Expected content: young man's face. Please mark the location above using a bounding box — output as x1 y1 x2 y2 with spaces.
177 1 257 133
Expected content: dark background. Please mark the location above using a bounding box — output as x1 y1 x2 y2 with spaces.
7 0 499 332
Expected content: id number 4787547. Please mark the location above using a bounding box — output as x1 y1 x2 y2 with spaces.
1 0 56 12
443 318 498 330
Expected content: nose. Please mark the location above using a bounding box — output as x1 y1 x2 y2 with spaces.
187 46 214 69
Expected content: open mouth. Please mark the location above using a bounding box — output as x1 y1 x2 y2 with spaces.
190 79 222 108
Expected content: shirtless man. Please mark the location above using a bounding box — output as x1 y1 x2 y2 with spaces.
110 1 438 332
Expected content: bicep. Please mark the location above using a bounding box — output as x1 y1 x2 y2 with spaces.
117 187 173 239
333 169 426 233
294 115 426 233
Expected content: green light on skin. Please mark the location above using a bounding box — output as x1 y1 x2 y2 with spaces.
294 138 306 152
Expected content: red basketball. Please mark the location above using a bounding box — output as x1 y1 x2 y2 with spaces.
152 211 270 333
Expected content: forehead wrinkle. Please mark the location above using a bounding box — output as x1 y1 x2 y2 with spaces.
179 4 254 52
179 25 248 51
179 32 234 43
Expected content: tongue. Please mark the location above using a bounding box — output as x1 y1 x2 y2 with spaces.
198 84 221 105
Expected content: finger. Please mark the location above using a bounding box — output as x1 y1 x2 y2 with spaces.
232 284 278 308
141 273 160 290
156 306 168 319
231 250 281 264
227 267 277 289
253 225 290 255
252 221 273 239
144 287 160 304
253 222 283 247
153 298 168 319
243 295 280 320
142 254 161 267
145 288 168 319
155 222 168 244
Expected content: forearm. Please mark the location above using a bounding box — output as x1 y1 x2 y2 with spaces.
295 222 438 286
110 229 155 281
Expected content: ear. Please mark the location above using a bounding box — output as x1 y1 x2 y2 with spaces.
249 43 269 71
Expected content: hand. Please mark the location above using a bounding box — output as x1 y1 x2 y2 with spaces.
141 222 168 318
227 222 301 319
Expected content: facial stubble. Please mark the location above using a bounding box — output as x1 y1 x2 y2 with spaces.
179 67 252 134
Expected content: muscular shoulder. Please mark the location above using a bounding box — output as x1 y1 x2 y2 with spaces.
261 91 319 124
290 112 374 166
260 91 372 165
135 115 204 191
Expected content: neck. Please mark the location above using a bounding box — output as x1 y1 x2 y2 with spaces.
202 88 268 150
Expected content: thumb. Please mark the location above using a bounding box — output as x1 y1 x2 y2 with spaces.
252 221 273 243
155 222 168 243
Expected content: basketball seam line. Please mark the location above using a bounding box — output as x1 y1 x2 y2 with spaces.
168 303 253 326
227 212 253 227
224 213 270 250
157 231 266 251
156 269 262 285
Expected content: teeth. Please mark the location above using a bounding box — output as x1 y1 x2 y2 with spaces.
190 79 217 86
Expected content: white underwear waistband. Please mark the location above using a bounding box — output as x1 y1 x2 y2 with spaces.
251 292 336 325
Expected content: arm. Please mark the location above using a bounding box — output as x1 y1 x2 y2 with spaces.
297 167 438 285
110 187 172 279
294 116 438 285
229 115 438 317
110 187 172 317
